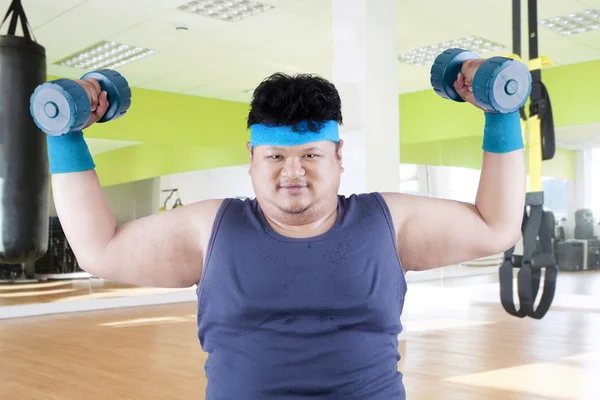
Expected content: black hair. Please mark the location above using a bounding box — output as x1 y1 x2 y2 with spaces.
247 73 343 132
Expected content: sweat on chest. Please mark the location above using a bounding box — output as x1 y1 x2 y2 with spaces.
222 238 385 307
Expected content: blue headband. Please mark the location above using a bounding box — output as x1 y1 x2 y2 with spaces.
249 120 340 147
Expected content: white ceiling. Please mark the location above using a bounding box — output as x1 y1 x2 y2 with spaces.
556 123 600 150
5 0 600 100
3 0 600 148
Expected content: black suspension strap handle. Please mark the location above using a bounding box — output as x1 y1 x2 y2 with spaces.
500 193 558 319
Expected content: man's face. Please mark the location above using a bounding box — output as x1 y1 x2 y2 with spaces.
248 140 344 219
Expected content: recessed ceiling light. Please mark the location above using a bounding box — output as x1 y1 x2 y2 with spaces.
539 8 600 36
55 41 156 70
398 36 505 67
178 0 274 22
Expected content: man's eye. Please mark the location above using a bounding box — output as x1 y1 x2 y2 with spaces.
304 154 318 158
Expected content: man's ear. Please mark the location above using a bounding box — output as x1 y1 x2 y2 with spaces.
246 142 253 159
337 140 344 173
246 142 253 175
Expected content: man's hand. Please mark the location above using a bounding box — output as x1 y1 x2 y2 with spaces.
75 78 110 129
453 59 487 110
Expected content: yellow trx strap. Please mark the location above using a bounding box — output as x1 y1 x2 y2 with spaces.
527 115 542 192
519 55 552 192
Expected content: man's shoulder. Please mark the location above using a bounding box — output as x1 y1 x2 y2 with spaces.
340 191 399 207
377 191 417 208
368 192 420 236
191 197 258 227
182 198 227 230
338 192 400 221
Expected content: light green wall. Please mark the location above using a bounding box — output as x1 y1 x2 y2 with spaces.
83 87 250 148
400 136 575 181
93 143 249 186
541 60 600 128
542 148 575 181
49 58 600 186
399 91 484 144
399 58 600 144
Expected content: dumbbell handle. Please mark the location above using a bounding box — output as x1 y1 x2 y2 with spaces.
430 49 479 103
80 70 131 123
430 48 531 114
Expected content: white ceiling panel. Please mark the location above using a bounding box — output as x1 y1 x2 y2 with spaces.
399 0 516 47
34 15 127 63
187 69 285 99
260 19 330 56
397 0 600 65
109 8 228 52
198 58 308 91
535 0 600 57
133 0 192 7
537 29 600 66
137 59 242 94
567 30 600 52
534 0 594 19
207 6 317 47
474 0 594 21
478 0 590 54
397 13 473 54
275 53 332 80
256 35 332 79
47 64 87 80
185 80 252 104
109 48 203 88
181 44 334 99
394 0 600 93
555 123 600 150
269 0 332 21
68 0 167 30
0 0 87 29
137 38 279 93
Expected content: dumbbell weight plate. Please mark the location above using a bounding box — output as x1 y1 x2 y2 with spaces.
80 69 131 123
29 79 91 136
473 57 532 113
430 48 480 102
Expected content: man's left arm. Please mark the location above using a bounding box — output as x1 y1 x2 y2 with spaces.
382 60 527 272
381 143 525 271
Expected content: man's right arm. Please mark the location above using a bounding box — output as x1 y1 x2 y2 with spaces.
45 77 223 288
52 170 223 288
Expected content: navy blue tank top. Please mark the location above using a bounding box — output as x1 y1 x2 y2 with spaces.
197 193 407 399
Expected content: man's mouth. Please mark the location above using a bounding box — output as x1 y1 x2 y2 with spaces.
279 184 307 194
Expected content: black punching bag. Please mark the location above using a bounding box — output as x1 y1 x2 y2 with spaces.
0 0 49 264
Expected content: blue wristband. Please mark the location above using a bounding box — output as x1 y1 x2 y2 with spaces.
47 131 96 174
482 111 524 153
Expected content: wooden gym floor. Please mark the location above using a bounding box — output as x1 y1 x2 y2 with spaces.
0 271 599 399
0 278 190 307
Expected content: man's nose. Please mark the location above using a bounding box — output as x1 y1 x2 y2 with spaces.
281 157 305 178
